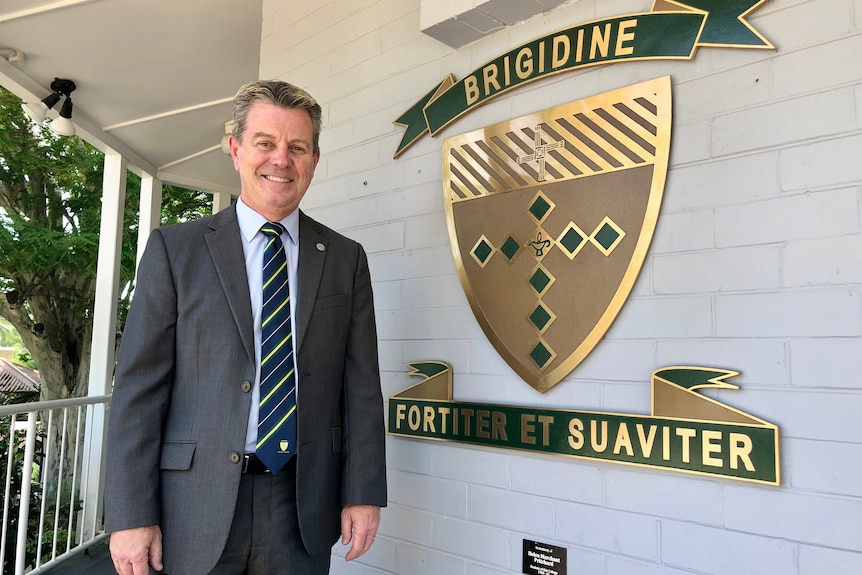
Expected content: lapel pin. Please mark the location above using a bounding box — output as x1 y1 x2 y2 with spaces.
316 242 326 252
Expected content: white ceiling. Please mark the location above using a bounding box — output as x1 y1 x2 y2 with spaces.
0 0 263 194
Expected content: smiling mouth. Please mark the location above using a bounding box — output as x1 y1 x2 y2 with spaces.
263 175 292 183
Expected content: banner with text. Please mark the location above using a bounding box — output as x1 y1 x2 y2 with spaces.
389 362 780 485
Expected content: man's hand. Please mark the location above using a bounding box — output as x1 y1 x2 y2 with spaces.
340 504 381 561
109 525 163 575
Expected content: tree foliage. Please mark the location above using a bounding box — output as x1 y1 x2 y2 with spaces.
0 86 213 401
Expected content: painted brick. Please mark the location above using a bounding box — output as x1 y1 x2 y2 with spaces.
715 288 862 337
468 485 555 537
522 546 608 575
656 339 788 386
510 455 604 505
799 545 862 575
434 305 486 339
662 151 781 212
434 516 511 568
607 556 704 575
554 501 659 560
385 437 434 474
605 468 722 524
376 184 443 222
454 372 524 403
608 296 713 339
326 140 382 179
519 377 605 411
784 438 862 496
376 308 435 340
649 208 715 255
674 61 772 124
377 339 404 372
724 488 862 551
404 150 444 188
469 339 518 376
660 521 796 575
601 380 652 413
368 248 436 281
372 280 402 311
857 83 862 130
402 274 466 308
467 564 512 575
377 504 434 545
790 338 862 388
780 134 862 191
755 0 853 53
344 221 405 254
435 244 460 275
715 188 859 248
330 535 397 572
654 246 781 294
382 10 419 51
573 340 655 382
712 88 856 156
303 176 358 212
773 34 862 99
737 389 862 442
669 121 710 166
405 212 450 250
784 234 862 287
397 472 469 518
396 542 467 575
402 339 471 374
307 196 379 231
432 444 509 487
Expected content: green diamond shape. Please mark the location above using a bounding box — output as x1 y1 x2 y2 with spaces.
500 236 521 260
529 268 551 294
472 239 493 263
594 223 621 251
529 342 553 369
529 304 552 331
560 227 585 253
529 196 552 221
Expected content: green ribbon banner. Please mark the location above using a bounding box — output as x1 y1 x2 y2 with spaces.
388 362 780 485
393 0 774 158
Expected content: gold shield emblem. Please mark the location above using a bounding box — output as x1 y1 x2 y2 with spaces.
444 77 670 392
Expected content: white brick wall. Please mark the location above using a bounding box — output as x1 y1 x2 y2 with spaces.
260 0 862 572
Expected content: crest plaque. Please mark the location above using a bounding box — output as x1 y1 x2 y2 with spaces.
444 77 671 392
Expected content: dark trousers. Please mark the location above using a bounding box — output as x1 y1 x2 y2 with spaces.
208 458 331 575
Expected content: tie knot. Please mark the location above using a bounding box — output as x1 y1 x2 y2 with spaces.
261 221 286 238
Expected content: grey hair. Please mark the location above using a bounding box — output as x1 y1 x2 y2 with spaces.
231 80 322 153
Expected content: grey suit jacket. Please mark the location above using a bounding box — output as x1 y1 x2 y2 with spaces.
104 206 387 575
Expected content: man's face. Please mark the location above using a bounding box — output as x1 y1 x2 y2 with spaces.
230 100 320 221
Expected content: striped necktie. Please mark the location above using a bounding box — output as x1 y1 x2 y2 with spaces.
256 221 297 474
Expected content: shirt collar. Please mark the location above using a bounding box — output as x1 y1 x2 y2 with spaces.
235 197 299 247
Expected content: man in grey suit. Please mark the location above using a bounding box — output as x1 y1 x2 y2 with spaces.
105 80 386 575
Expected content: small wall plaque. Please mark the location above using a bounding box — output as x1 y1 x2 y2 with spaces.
523 539 567 575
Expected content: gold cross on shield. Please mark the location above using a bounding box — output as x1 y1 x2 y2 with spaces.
517 124 565 182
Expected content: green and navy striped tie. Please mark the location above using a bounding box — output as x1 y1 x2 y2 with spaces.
256 221 296 474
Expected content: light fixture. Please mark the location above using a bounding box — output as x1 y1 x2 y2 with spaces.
220 120 234 154
21 78 77 136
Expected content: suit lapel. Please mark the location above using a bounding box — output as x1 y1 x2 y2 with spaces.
206 207 255 362
296 211 326 352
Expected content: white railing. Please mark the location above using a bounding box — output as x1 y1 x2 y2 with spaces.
0 395 110 575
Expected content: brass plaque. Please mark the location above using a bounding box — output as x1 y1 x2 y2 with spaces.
444 77 671 392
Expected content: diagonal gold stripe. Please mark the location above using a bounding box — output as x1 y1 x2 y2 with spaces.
262 261 287 290
256 405 296 448
261 333 292 366
262 296 290 329
260 367 295 405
